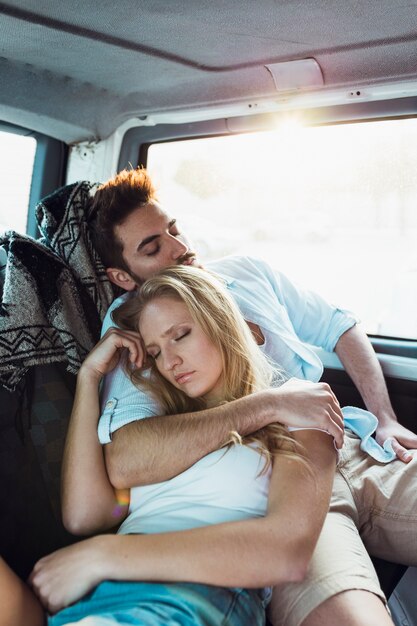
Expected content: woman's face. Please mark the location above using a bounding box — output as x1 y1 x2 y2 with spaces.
139 296 224 404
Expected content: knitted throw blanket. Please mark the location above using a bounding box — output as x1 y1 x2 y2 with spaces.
0 181 115 391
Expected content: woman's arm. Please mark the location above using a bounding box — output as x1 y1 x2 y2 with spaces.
106 429 337 587
61 367 129 535
32 430 336 612
61 329 143 535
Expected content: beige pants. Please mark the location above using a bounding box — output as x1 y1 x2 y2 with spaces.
268 430 417 626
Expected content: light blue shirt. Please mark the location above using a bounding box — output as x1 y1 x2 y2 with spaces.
98 255 395 463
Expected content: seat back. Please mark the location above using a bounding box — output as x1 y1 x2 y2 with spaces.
0 244 78 577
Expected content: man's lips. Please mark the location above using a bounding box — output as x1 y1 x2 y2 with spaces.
174 371 195 384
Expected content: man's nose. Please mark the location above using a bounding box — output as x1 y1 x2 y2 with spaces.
169 235 188 260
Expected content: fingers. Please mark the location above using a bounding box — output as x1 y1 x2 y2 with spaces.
390 439 413 463
28 559 62 614
318 383 344 448
88 327 145 372
316 407 344 449
107 328 144 364
320 382 342 411
327 408 345 449
118 335 143 368
276 379 345 447
28 564 47 609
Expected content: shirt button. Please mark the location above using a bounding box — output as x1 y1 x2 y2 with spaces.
106 400 114 408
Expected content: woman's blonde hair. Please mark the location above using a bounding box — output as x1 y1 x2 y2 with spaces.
113 265 303 470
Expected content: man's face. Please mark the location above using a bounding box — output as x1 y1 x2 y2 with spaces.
114 201 198 285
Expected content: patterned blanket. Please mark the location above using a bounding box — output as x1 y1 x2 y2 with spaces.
0 181 115 391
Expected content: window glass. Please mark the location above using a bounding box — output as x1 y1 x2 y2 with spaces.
147 118 417 340
0 130 37 233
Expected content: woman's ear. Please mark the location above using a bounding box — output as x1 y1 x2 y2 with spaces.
106 267 138 292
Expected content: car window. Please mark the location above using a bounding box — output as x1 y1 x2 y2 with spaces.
148 116 417 341
0 130 36 233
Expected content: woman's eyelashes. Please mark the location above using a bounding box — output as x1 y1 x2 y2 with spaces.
174 329 190 342
147 329 191 360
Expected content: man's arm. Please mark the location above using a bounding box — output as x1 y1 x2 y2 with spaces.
260 260 417 462
335 324 417 462
105 378 343 489
31 430 336 614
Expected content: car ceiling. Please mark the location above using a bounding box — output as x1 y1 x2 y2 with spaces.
1 0 417 144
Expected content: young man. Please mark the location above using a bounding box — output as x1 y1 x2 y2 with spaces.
90 168 416 481
88 168 417 626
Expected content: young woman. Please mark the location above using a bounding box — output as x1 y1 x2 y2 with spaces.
9 265 337 626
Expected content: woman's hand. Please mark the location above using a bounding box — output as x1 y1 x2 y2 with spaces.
81 327 144 382
266 378 344 448
28 537 110 614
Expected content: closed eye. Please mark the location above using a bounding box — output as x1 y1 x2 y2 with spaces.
145 244 160 257
144 220 179 256
175 329 190 342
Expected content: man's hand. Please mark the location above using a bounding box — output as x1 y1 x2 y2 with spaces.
105 378 344 489
334 324 417 462
375 421 417 463
28 537 109 614
266 379 344 448
81 328 144 381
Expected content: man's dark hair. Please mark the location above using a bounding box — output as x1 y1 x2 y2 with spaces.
89 168 157 271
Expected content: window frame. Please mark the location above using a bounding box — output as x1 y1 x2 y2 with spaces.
119 96 417 170
118 96 417 357
0 121 67 237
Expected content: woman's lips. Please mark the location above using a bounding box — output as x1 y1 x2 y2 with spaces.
174 371 195 384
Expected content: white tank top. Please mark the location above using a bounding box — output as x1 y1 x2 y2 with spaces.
118 444 271 536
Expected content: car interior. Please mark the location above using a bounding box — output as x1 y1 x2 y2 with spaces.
1 1 417 624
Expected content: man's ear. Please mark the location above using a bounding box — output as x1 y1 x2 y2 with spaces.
106 267 138 292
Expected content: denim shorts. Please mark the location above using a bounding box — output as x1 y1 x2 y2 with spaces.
48 580 271 625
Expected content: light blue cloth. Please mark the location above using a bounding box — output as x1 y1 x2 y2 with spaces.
342 406 396 462
98 255 357 443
